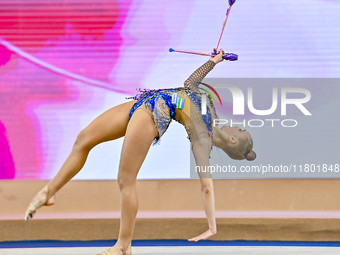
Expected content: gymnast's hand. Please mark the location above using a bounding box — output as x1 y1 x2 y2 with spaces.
188 228 217 242
210 49 225 64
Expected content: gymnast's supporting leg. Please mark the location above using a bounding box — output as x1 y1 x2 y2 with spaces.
98 109 158 255
25 101 136 219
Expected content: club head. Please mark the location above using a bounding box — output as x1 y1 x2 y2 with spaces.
169 48 175 52
223 53 238 61
228 0 236 6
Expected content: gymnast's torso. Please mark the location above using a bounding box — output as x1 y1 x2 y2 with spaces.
128 60 218 145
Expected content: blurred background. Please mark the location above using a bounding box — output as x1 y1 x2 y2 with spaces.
0 0 339 181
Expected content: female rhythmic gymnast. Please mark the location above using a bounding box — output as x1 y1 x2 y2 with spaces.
24 49 256 255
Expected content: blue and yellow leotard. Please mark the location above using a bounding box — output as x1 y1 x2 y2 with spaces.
128 60 218 145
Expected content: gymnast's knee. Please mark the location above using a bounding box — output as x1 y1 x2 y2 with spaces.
73 129 96 152
117 174 136 192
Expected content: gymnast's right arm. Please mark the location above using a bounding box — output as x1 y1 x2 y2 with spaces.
188 136 217 242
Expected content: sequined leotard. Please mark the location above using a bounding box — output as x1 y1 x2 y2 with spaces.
128 60 218 145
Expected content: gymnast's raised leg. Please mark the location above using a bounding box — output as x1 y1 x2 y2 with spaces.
25 100 136 219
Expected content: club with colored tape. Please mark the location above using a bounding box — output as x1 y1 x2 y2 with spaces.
214 0 236 54
169 48 238 61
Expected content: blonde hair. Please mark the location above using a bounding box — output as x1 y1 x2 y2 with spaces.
222 135 256 161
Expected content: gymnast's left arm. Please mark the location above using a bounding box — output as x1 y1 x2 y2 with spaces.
184 49 225 91
188 137 217 242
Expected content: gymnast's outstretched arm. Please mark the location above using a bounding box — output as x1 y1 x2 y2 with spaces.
186 50 225 241
188 136 217 242
184 49 225 90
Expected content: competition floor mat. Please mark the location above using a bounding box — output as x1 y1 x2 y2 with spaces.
2 240 340 255
2 246 340 255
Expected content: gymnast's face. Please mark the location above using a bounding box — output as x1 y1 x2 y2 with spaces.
221 125 251 144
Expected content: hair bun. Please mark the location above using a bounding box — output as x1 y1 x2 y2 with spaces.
246 150 256 161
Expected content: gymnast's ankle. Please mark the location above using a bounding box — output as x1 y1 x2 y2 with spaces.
115 240 131 254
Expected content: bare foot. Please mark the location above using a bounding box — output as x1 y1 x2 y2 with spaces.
97 243 132 255
24 185 56 221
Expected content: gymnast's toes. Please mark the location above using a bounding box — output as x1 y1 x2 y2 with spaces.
96 244 131 255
